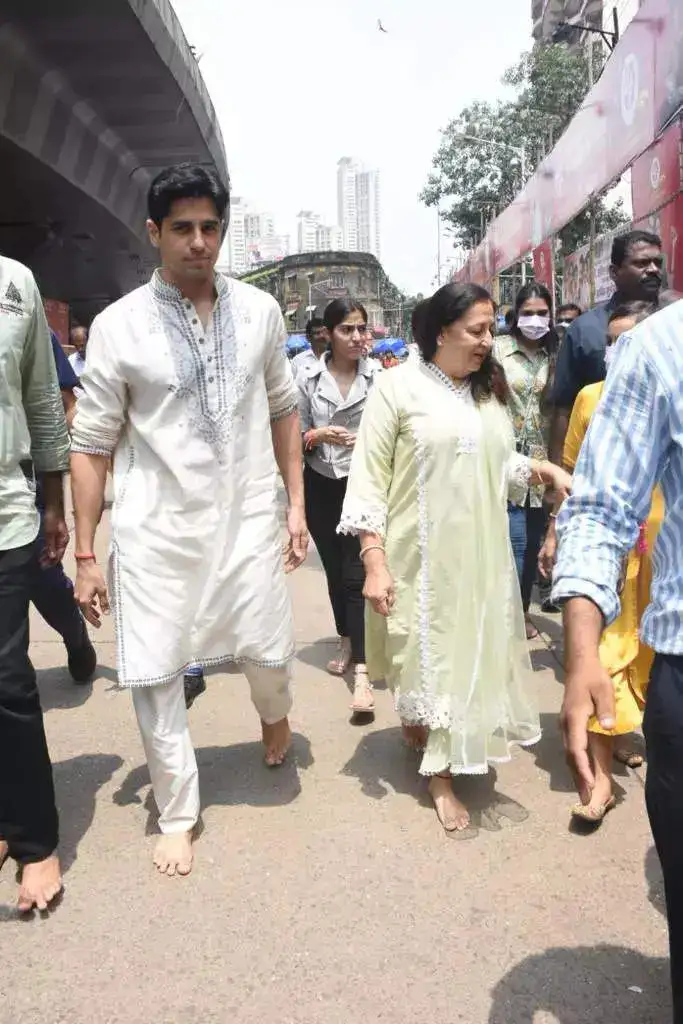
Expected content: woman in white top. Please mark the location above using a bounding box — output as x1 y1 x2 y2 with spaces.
297 298 375 713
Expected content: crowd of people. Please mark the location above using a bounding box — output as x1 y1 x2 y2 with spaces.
2 160 682 1018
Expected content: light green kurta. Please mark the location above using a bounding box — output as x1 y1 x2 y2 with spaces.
339 360 541 776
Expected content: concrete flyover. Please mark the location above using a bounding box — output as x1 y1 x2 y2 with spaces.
0 0 228 324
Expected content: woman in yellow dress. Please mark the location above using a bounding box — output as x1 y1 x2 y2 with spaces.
540 299 662 824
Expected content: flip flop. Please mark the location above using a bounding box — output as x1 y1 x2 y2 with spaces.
571 794 617 824
350 670 375 714
614 749 644 768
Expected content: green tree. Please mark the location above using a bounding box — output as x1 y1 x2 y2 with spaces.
421 43 627 265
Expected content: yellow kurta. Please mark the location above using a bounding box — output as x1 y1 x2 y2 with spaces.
564 382 664 734
339 361 541 776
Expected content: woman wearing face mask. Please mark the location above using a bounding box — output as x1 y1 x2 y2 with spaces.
494 283 557 639
539 299 662 824
297 298 375 714
338 283 571 835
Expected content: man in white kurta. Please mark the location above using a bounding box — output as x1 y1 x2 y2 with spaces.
70 164 307 877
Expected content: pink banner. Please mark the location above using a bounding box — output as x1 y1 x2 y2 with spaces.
458 0 675 283
532 240 554 299
631 120 682 219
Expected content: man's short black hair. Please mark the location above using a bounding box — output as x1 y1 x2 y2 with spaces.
611 230 662 267
557 302 582 317
305 317 325 339
147 163 229 227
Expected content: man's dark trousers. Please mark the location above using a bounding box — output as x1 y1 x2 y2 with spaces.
0 542 58 864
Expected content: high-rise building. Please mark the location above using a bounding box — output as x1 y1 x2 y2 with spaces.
222 195 248 275
297 211 343 254
220 199 288 274
337 158 359 251
356 168 381 259
337 157 381 257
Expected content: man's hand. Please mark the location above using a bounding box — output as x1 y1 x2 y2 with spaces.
315 426 355 448
41 507 69 566
538 524 557 580
74 560 110 627
560 660 616 803
283 505 309 573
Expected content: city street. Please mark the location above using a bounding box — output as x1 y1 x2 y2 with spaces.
0 502 671 1024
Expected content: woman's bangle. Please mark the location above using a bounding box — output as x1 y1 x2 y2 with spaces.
74 553 97 562
360 544 385 559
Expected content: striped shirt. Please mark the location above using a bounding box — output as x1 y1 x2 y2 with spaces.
552 300 683 653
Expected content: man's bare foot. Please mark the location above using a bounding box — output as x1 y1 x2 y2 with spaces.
17 854 63 912
428 775 470 832
262 717 291 767
153 832 194 877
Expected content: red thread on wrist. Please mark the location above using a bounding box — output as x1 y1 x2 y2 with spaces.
74 553 96 562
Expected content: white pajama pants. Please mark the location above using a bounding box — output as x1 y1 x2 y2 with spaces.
131 663 292 834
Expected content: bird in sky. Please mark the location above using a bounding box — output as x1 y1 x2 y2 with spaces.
377 18 388 33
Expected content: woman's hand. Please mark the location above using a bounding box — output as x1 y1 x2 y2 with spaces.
541 463 572 503
313 426 355 448
538 523 558 580
364 564 396 617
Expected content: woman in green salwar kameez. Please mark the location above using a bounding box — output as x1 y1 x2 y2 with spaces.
338 283 571 835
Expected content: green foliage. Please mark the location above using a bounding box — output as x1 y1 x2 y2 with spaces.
421 43 627 259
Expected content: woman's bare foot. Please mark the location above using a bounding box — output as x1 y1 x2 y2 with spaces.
571 732 615 823
153 832 194 877
428 775 470 832
402 723 429 751
17 854 63 912
262 717 291 766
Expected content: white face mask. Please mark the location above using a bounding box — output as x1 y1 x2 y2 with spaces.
517 314 550 342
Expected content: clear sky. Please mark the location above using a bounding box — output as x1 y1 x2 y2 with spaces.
171 0 532 295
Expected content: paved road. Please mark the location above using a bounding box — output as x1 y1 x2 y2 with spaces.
0 506 671 1023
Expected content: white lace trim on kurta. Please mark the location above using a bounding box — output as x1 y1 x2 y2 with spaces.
337 500 388 539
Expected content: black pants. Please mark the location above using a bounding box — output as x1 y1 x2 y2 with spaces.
304 466 366 663
644 654 683 1021
0 543 59 864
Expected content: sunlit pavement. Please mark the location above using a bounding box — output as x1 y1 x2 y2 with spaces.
0 500 670 1024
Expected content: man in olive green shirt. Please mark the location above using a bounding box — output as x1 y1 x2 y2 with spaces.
0 254 70 913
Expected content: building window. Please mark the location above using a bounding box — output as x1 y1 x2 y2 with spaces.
330 273 344 289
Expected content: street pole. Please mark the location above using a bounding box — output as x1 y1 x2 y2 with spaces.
586 35 596 305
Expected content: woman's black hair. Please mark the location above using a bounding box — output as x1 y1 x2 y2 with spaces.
410 298 430 346
608 299 656 323
323 297 368 332
421 282 508 405
511 281 559 414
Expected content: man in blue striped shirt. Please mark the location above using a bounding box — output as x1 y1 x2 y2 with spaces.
553 297 683 1020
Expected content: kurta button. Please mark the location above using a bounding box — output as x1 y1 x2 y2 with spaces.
192 318 198 325
208 355 213 363
208 376 214 383
199 338 205 344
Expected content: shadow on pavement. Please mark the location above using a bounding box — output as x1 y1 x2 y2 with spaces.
645 845 667 918
488 944 670 1023
54 753 124 873
342 730 530 830
38 666 93 711
525 712 576 794
113 733 313 833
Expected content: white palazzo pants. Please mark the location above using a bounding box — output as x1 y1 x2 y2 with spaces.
131 664 293 833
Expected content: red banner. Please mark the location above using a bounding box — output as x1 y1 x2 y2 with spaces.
458 0 676 283
532 240 555 299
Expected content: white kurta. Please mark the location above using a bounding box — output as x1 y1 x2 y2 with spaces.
71 271 298 687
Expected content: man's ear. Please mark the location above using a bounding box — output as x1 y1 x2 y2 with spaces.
608 263 618 287
146 219 161 250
